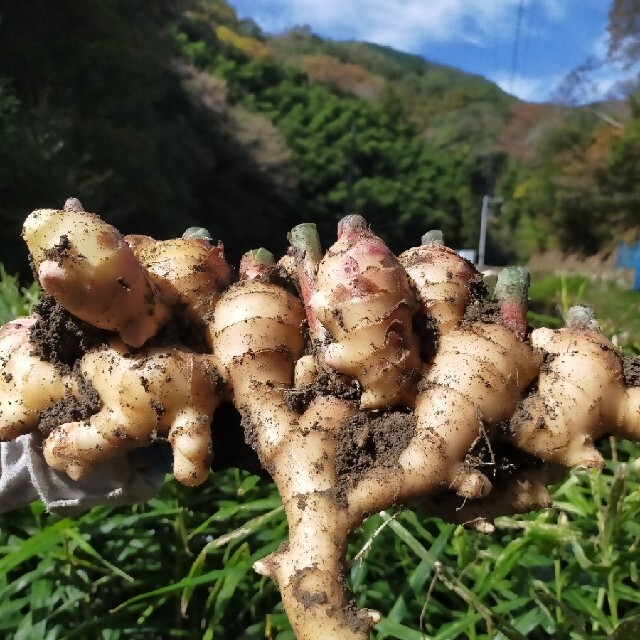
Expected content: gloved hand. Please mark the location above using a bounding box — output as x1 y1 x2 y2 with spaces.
0 402 268 515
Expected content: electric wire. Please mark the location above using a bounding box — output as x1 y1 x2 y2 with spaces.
510 0 526 93
521 0 535 83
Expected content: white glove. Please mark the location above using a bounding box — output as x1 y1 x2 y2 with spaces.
0 432 166 515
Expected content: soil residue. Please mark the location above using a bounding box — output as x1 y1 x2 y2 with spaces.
37 369 102 437
622 356 640 387
465 428 543 483
284 369 362 413
463 296 501 326
143 307 209 353
30 295 108 373
335 410 415 481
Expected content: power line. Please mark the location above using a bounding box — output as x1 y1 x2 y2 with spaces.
492 0 499 74
510 0 526 94
521 0 535 80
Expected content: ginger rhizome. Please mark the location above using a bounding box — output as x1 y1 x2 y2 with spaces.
3 200 640 640
0 317 80 440
43 340 220 485
507 305 640 468
399 229 480 337
23 199 171 348
308 215 421 410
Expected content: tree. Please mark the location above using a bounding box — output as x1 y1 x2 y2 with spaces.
608 0 640 66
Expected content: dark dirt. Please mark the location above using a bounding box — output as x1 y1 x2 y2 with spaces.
466 428 543 482
37 369 102 437
249 259 300 297
144 307 210 354
463 296 501 326
30 294 108 374
43 233 72 262
284 369 362 413
469 271 489 300
335 409 415 481
412 310 439 363
622 356 640 387
418 434 553 529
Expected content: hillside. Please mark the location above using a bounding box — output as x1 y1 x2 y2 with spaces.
0 0 638 275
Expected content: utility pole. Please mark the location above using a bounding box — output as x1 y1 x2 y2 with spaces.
478 195 503 269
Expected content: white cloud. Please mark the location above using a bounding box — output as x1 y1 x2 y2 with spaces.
230 0 566 52
491 63 636 105
491 71 558 102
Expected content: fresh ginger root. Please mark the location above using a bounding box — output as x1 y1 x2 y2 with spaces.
507 305 640 467
0 316 80 440
10 200 237 483
211 242 540 638
43 339 220 485
6 203 640 640
344 267 541 525
399 229 481 336
23 198 171 348
129 227 232 328
212 249 379 639
307 215 421 409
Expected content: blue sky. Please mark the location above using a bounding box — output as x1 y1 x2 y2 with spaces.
226 0 629 103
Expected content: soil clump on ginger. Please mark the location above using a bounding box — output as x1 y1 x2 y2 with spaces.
622 355 640 386
30 295 108 372
285 369 362 413
335 410 415 482
463 296 501 326
37 370 102 437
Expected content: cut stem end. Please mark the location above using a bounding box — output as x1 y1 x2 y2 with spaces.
240 248 276 280
565 305 600 332
337 214 368 239
421 230 444 246
494 266 530 338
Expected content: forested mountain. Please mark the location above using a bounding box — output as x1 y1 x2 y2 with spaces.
1 0 639 276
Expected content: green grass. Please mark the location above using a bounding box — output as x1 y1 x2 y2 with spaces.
0 265 39 325
2 267 640 639
2 449 640 639
528 273 640 352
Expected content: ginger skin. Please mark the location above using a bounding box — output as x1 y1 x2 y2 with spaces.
507 305 640 467
310 215 421 410
129 229 232 328
212 250 379 640
22 199 170 348
211 241 542 639
0 317 80 440
399 230 481 336
43 340 220 485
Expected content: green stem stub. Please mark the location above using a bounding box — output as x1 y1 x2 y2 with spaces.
494 266 530 338
288 223 329 344
421 230 444 246
494 266 530 303
247 248 275 266
240 248 275 280
288 223 322 264
64 197 85 212
337 214 368 239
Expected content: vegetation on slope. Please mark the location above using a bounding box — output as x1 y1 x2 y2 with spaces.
2 0 640 270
